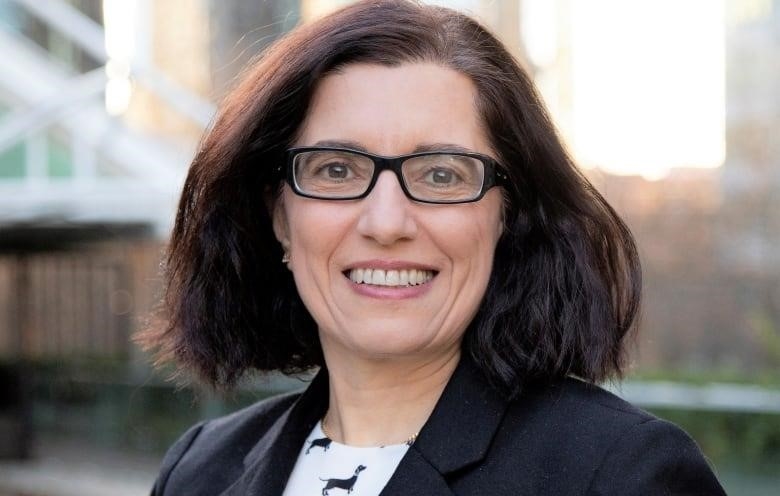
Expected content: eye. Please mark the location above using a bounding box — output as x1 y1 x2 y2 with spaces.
293 150 373 195
422 166 462 187
312 160 358 181
323 162 350 179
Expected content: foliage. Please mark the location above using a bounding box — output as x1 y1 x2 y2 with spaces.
20 360 780 477
650 407 780 473
632 367 780 387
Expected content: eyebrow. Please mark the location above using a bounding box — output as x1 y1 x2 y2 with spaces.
311 139 369 152
309 140 477 155
413 142 475 154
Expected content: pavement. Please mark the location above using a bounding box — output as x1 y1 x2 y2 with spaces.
0 436 160 496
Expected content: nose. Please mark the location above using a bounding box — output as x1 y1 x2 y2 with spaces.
356 170 418 245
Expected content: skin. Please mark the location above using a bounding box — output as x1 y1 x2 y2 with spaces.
273 62 504 446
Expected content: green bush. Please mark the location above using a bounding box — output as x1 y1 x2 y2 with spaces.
650 408 780 474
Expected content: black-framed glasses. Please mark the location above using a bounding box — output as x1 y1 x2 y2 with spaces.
283 147 507 204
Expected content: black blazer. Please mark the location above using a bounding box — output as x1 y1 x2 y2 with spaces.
151 357 727 495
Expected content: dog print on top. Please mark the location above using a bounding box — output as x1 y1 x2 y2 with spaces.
320 464 367 495
281 421 411 496
306 436 333 454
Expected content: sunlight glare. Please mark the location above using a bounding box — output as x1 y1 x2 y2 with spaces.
103 0 137 115
570 0 725 180
525 0 726 180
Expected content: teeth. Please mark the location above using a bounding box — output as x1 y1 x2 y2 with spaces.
347 268 436 287
385 270 399 285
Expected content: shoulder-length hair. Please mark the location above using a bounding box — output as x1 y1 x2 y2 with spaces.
138 0 641 397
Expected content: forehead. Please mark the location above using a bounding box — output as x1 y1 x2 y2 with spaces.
296 63 493 156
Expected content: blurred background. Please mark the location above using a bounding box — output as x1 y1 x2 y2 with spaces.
0 0 777 494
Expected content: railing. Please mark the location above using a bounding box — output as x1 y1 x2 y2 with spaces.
8 0 214 129
0 0 215 232
607 381 780 414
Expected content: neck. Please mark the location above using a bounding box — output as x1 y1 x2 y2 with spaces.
321 345 460 447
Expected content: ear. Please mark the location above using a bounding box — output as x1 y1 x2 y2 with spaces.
271 193 291 252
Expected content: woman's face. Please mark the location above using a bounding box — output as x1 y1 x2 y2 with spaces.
273 63 504 362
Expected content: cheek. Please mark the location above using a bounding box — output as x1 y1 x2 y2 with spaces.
283 201 347 323
284 196 351 276
439 200 504 266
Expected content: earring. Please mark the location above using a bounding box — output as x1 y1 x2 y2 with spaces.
281 252 291 264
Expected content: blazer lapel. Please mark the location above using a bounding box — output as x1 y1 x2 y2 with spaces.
219 355 508 496
219 369 329 496
379 448 454 495
380 355 509 495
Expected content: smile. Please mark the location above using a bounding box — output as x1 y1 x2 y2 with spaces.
346 268 436 287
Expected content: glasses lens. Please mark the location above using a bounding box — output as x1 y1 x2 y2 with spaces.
402 154 486 202
292 150 374 198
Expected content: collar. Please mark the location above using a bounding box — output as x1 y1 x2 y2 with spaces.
220 354 509 496
219 369 328 496
406 354 508 473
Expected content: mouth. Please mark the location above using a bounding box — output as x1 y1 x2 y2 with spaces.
344 267 438 287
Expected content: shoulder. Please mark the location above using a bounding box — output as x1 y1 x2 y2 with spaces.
478 378 726 494
151 390 302 496
195 388 301 448
494 377 660 454
526 376 656 425
498 376 661 443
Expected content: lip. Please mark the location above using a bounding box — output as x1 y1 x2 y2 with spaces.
345 276 435 300
343 259 439 272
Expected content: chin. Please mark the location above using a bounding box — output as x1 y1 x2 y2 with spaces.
336 324 440 358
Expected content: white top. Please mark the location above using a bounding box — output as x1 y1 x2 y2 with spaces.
282 421 412 496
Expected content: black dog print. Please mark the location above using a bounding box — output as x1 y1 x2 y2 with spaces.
320 465 367 495
306 437 332 454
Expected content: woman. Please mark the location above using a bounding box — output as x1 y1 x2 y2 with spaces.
142 1 727 494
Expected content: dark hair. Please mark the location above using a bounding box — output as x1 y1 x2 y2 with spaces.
138 0 641 397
